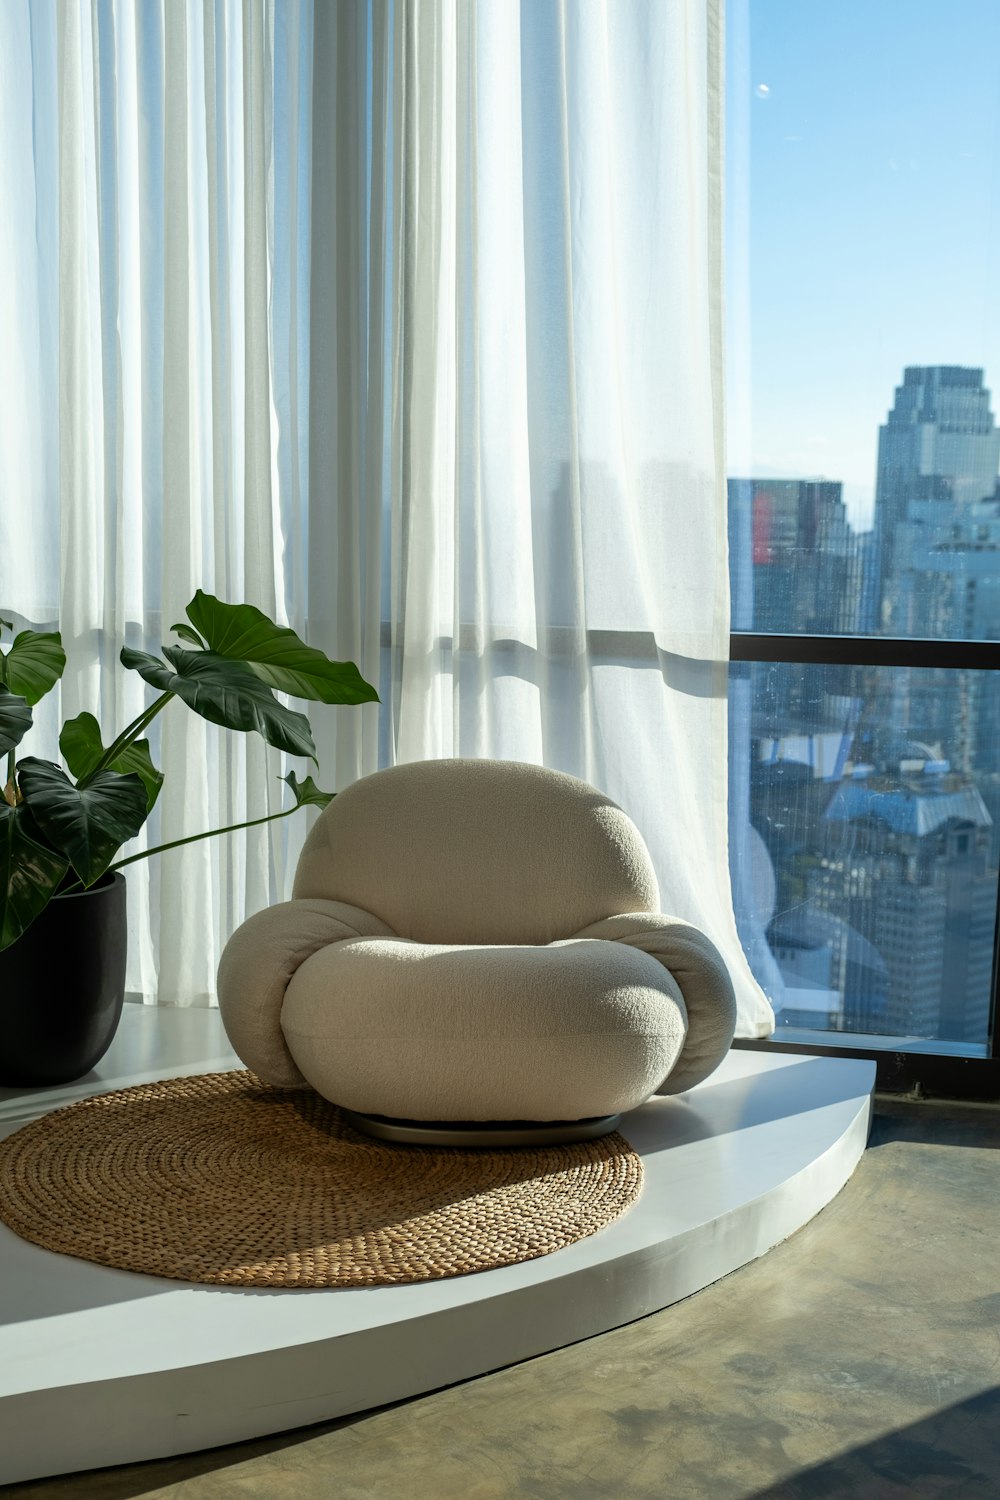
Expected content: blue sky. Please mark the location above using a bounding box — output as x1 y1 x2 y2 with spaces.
726 0 1000 530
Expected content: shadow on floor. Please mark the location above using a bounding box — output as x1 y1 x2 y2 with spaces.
749 1385 1000 1500
14 1386 1000 1500
867 1101 1000 1151
5 1403 405 1500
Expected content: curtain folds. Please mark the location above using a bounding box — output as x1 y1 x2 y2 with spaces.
311 0 773 1035
1 0 314 1005
0 0 774 1036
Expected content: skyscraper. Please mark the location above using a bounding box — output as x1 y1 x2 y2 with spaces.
870 366 1000 781
809 771 995 1041
872 366 1000 638
837 367 1000 1045
727 478 862 636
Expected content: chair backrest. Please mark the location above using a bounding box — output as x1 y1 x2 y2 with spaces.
292 758 660 945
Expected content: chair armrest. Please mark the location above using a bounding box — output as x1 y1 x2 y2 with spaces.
569 913 737 1094
216 899 398 1086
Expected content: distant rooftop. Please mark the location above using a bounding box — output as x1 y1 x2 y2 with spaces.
903 366 984 389
824 778 993 838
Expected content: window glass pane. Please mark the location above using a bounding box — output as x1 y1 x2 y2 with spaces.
727 0 1000 643
729 662 998 1051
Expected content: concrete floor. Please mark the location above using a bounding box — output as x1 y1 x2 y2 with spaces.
8 1098 1000 1500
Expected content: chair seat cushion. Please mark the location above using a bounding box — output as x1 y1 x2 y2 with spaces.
280 937 688 1121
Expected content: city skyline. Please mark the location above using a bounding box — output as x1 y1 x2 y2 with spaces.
731 363 1000 554
726 0 1000 531
729 362 999 1047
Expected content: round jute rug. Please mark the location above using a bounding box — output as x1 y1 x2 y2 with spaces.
0 1071 643 1288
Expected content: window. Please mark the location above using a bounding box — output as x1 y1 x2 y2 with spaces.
726 0 1000 1078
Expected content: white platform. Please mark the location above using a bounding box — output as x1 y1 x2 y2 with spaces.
0 1007 875 1485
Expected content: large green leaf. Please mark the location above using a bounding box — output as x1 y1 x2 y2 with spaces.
0 801 68 951
185 591 379 706
0 629 66 706
0 686 32 757
121 645 319 761
18 757 148 888
280 771 335 810
169 621 207 649
59 711 164 813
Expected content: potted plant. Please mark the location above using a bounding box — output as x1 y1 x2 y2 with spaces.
0 591 378 1086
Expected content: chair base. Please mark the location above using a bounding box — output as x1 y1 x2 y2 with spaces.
340 1109 622 1148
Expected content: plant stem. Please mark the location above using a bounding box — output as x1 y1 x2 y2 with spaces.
55 804 301 898
108 804 300 872
78 692 173 786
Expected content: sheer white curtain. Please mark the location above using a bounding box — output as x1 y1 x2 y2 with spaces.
0 0 315 1004
0 0 773 1035
311 0 773 1036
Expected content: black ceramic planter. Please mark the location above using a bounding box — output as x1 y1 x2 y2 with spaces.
0 872 127 1087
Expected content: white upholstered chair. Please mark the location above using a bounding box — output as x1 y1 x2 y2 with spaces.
217 759 737 1144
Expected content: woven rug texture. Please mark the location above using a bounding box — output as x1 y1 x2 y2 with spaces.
0 1070 643 1287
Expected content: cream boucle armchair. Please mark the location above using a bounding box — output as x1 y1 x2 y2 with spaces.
217 759 738 1143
